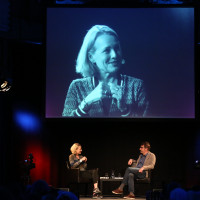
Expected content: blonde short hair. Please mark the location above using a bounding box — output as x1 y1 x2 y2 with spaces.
76 25 119 77
70 143 81 154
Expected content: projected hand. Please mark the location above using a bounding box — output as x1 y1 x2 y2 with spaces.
109 83 127 112
85 82 108 105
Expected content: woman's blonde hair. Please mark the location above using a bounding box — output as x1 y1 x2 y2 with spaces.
70 143 81 154
76 25 119 77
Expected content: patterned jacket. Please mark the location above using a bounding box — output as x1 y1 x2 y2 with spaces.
62 74 149 117
69 154 87 171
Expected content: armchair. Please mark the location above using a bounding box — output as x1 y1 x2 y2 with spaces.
135 169 154 197
64 159 97 197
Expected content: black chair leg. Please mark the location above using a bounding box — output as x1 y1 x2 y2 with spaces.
84 183 89 197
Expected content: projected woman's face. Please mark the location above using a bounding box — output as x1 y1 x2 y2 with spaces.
90 34 122 75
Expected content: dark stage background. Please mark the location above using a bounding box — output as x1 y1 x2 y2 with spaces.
0 0 200 195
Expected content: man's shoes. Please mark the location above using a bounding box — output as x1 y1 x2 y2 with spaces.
123 194 135 199
112 188 123 194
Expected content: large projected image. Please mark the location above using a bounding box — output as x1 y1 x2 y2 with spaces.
46 7 195 118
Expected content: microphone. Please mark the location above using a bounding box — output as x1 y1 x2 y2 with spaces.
121 59 125 65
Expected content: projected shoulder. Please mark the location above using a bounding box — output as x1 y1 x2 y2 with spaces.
70 77 92 86
71 77 91 84
123 75 144 85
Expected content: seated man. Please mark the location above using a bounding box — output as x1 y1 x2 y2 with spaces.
112 141 156 199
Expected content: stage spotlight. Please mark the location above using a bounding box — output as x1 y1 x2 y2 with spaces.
0 80 11 92
195 160 200 169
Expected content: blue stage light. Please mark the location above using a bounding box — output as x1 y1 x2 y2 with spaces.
14 111 41 133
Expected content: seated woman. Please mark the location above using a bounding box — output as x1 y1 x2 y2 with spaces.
69 143 101 197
